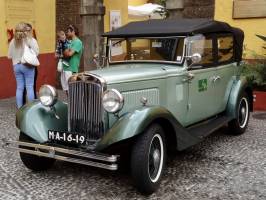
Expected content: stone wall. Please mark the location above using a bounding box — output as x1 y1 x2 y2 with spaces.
166 0 215 19
56 0 82 36
166 0 184 19
80 0 105 71
56 0 83 73
56 0 105 72
183 0 214 18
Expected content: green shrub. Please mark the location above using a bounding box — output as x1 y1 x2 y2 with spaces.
256 34 266 52
241 35 266 91
241 61 266 91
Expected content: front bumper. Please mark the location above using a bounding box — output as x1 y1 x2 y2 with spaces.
2 139 119 171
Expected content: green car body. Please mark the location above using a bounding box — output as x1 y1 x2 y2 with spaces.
16 62 252 150
6 19 253 194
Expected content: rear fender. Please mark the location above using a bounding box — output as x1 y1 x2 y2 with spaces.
226 76 253 119
95 106 202 151
16 100 68 143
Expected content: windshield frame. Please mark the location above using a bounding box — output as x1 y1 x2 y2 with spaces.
107 36 186 66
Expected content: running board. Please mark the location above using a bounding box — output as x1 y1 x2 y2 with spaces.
187 116 230 138
2 139 119 171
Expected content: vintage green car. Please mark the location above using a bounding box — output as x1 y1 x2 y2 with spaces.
4 19 252 194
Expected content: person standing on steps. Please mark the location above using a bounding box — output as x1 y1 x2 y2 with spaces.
24 23 39 99
61 24 83 95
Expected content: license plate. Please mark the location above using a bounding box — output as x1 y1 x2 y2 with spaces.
48 130 85 145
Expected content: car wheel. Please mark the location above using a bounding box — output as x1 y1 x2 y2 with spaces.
130 124 166 195
228 92 250 135
19 132 55 171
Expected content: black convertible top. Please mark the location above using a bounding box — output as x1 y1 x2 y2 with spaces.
103 19 239 37
103 18 244 62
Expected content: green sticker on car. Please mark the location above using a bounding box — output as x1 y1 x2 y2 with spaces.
198 79 208 92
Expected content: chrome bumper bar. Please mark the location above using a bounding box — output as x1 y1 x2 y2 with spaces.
2 139 118 171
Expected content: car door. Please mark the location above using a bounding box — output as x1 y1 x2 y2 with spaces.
164 38 189 127
215 35 237 112
185 36 218 125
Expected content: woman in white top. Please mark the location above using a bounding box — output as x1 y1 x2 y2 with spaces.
8 22 39 108
24 23 39 101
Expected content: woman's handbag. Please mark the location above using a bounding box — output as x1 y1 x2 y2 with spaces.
21 45 40 67
57 59 63 72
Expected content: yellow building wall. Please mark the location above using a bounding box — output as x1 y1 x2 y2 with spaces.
104 0 128 32
103 0 149 33
34 0 56 54
103 0 150 54
128 0 147 6
215 0 266 58
0 1 6 57
0 0 55 56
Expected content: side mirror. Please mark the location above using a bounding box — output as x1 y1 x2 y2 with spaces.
191 53 202 64
93 53 99 60
93 53 108 68
185 53 202 69
93 54 100 67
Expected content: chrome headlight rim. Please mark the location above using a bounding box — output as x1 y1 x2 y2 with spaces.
39 85 58 107
102 89 124 113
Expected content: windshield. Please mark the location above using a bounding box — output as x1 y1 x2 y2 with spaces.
108 37 184 64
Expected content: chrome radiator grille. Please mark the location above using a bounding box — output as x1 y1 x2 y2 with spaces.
68 77 105 142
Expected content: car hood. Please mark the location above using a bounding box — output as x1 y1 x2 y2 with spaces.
88 63 184 84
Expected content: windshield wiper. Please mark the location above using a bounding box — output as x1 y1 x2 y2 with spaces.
112 39 124 46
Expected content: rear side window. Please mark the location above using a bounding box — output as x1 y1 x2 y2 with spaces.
199 38 213 65
186 35 215 67
217 36 234 63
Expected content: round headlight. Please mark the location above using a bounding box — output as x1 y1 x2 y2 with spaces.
103 89 124 113
39 85 58 107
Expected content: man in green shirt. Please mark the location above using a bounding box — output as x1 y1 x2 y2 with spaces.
61 25 83 93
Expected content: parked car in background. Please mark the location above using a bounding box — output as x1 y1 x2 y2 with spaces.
3 19 252 194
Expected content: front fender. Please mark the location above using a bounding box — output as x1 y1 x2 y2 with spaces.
95 106 201 151
226 76 251 119
16 100 68 143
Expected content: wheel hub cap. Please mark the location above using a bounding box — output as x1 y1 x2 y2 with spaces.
241 107 246 117
153 149 160 167
148 134 164 183
238 98 249 128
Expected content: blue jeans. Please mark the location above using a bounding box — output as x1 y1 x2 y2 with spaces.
13 64 36 108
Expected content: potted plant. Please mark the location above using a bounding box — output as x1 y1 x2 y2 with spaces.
241 60 266 110
241 35 266 111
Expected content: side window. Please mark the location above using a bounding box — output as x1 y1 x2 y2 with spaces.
217 36 234 63
199 38 213 65
186 35 215 68
187 34 234 67
175 38 184 62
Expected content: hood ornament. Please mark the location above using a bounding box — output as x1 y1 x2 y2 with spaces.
140 97 148 106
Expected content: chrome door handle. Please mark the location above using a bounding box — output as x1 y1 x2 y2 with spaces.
212 76 221 83
183 72 195 82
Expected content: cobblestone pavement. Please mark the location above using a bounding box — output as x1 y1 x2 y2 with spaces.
0 94 265 200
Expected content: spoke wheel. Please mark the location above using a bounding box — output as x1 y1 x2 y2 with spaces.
228 92 250 135
238 97 249 129
131 124 166 195
148 134 164 183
